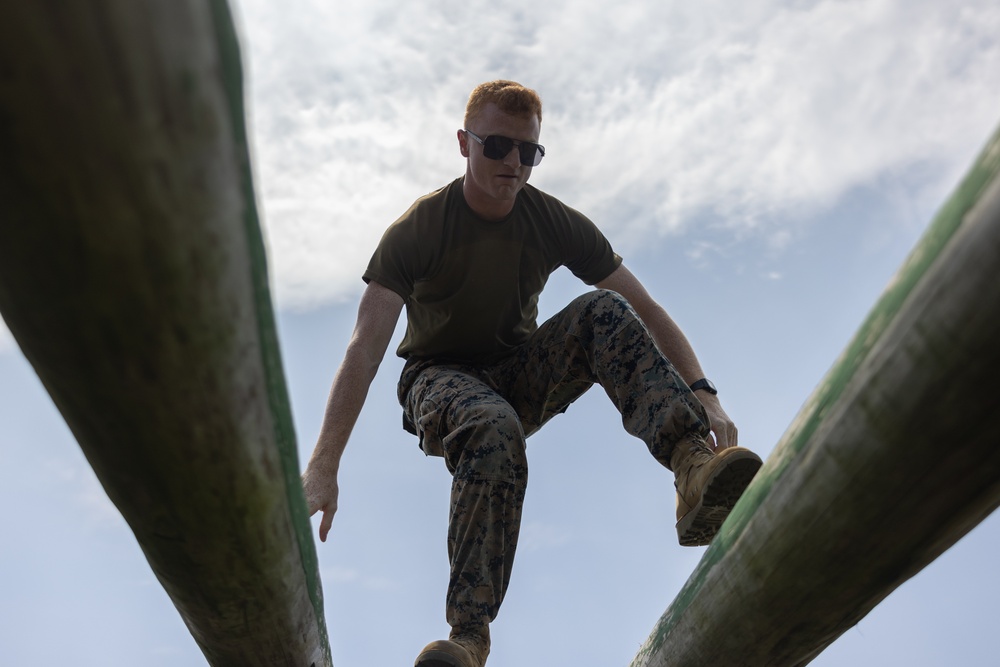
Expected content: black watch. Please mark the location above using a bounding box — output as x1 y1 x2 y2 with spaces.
689 378 718 395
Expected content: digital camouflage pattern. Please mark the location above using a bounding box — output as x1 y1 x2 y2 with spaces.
399 290 710 631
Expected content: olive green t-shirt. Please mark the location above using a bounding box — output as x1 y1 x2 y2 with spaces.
363 177 622 363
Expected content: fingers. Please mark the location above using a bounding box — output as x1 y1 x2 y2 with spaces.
704 431 719 451
319 509 334 543
715 424 730 449
713 423 738 450
703 401 738 450
310 495 337 542
706 412 728 450
712 429 729 450
302 473 338 543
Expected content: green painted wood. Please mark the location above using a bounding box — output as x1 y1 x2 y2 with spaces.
0 2 331 665
631 124 1000 667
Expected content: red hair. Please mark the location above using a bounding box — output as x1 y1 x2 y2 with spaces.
464 80 543 127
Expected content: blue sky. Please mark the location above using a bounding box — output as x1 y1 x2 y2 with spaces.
1 0 999 665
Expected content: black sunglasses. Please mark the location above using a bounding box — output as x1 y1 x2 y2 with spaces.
465 130 545 167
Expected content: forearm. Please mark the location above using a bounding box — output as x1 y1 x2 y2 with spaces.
305 280 404 477
596 265 708 386
596 264 736 445
635 301 706 386
595 264 715 400
632 294 736 445
307 337 382 474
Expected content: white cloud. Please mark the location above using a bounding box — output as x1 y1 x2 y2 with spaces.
232 0 999 310
538 0 1000 237
0 0 994 325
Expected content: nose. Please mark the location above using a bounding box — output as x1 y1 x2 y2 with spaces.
502 144 522 168
503 145 521 168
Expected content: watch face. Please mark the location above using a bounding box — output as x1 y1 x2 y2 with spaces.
691 379 717 395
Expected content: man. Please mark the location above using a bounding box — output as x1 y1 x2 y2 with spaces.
302 80 763 667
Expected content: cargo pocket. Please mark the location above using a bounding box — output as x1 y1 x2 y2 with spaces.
404 372 450 459
415 397 447 459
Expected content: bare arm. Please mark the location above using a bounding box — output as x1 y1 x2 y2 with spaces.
302 281 404 541
596 263 738 449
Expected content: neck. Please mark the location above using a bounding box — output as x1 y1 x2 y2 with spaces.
462 178 516 221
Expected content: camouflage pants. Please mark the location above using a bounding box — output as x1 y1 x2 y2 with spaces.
398 289 710 632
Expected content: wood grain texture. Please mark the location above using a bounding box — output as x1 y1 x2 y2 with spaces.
632 123 1000 667
0 2 331 665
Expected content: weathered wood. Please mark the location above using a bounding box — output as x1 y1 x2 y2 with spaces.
0 2 331 665
631 124 1000 666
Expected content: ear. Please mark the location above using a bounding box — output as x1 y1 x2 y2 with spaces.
457 129 470 158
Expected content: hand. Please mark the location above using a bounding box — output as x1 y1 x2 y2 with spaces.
302 461 339 543
699 394 738 450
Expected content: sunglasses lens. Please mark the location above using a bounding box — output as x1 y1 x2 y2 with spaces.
480 134 545 167
519 143 544 167
482 135 514 160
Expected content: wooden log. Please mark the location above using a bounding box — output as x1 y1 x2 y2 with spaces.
0 2 331 665
631 123 1000 666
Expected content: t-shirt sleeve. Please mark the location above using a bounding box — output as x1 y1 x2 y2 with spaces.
556 202 623 285
362 216 418 302
363 184 453 301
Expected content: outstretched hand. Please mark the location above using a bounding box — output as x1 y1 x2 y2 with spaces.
302 463 339 543
700 395 738 450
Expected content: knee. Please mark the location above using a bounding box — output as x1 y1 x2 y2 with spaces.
566 289 640 341
445 402 527 483
573 288 630 312
576 289 638 323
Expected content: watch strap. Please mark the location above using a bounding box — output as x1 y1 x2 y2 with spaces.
689 378 718 395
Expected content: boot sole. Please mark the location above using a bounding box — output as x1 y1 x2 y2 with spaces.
415 649 466 667
415 641 478 667
415 652 464 667
676 452 762 547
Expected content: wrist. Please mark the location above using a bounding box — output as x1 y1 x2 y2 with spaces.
307 443 344 474
689 378 717 395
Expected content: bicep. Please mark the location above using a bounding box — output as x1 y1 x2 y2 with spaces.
595 264 654 310
352 281 405 362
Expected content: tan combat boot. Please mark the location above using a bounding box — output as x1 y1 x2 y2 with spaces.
415 626 490 667
672 435 762 547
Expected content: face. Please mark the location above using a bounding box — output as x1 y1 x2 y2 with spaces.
458 102 541 219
